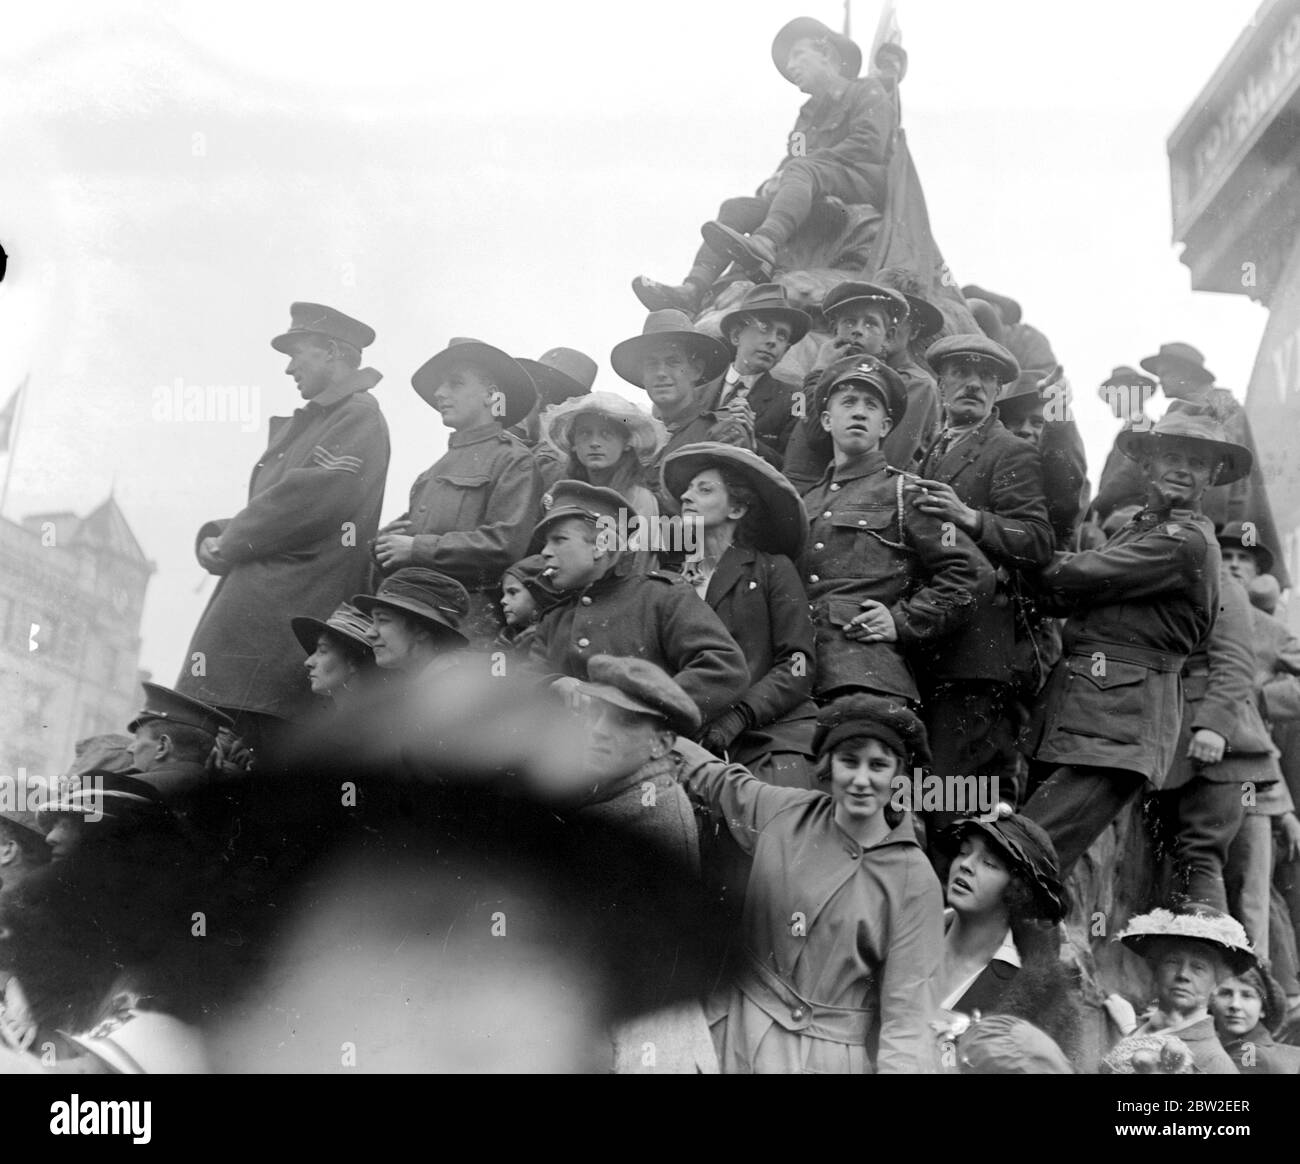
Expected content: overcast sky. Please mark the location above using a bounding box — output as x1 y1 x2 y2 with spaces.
0 0 1269 682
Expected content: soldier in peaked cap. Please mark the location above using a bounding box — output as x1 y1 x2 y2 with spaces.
526 480 749 727
1022 402 1253 878
905 337 1052 825
632 16 893 313
374 337 541 643
799 354 995 706
178 302 390 757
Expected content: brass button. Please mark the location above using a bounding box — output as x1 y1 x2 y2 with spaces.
822 511 832 518
577 637 590 648
858 519 867 527
809 574 820 583
791 1007 806 1022
813 542 824 551
580 596 592 606
830 483 840 492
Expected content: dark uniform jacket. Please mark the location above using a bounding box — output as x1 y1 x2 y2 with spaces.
390 422 541 595
178 369 389 718
1164 568 1281 791
1223 1025 1300 1074
1032 506 1220 784
648 390 758 515
700 544 818 762
702 369 800 469
799 450 995 701
913 414 1054 683
780 76 894 208
1038 417 1088 550
528 559 749 725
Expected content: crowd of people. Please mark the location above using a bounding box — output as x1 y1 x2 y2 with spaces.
6 15 1300 1074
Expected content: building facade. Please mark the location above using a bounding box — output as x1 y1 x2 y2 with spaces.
0 496 154 783
1169 0 1300 619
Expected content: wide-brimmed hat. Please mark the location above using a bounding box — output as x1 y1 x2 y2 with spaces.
530 479 633 549
926 333 1020 385
1102 365 1156 390
610 311 731 389
516 347 597 406
354 568 470 647
995 369 1048 412
874 267 945 340
813 694 931 767
1217 520 1274 575
573 654 701 736
271 302 375 354
1117 905 1257 976
812 353 908 429
771 16 861 81
960 285 1023 327
540 391 668 466
291 602 377 658
411 337 538 429
127 683 233 737
661 442 807 559
939 814 1067 923
718 282 812 345
822 281 908 324
1140 341 1215 386
1115 400 1252 485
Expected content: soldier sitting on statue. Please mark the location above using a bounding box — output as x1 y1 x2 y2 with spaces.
632 16 894 314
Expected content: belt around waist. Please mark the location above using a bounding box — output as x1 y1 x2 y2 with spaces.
1063 639 1187 674
737 953 876 1044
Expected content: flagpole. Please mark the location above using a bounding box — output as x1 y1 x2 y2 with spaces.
0 376 29 521
844 0 852 36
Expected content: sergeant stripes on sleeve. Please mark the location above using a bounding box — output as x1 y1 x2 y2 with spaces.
311 445 363 473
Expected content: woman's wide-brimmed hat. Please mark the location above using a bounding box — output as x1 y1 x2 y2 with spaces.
290 602 376 659
938 814 1068 923
771 16 861 81
540 390 668 466
661 441 808 559
411 337 538 429
354 569 470 647
1116 905 1257 976
610 311 731 389
1115 399 1252 485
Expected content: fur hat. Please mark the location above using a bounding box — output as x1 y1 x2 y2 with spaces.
813 694 930 767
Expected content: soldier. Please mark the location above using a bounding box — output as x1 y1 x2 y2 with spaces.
799 354 995 704
178 302 390 754
527 480 749 726
1022 402 1251 875
513 347 597 493
910 335 1053 817
373 338 541 642
609 311 744 512
874 266 945 466
633 17 891 309
702 283 812 470
783 281 918 491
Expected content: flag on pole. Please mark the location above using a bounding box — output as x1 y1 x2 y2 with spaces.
868 0 901 63
0 380 23 453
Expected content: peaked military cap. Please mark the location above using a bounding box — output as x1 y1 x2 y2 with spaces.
128 682 233 737
530 479 632 547
813 353 908 428
271 302 375 354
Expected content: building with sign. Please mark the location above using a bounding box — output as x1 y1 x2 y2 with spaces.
0 495 154 783
1169 0 1300 618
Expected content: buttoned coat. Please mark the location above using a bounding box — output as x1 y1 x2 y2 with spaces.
678 747 943 1074
178 370 389 718
528 562 749 725
1031 507 1220 783
800 451 995 700
913 414 1054 682
701 544 817 763
779 76 895 207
